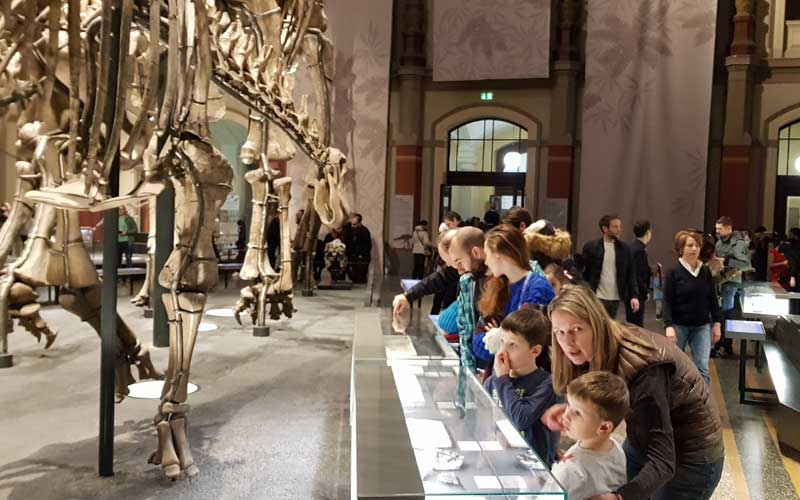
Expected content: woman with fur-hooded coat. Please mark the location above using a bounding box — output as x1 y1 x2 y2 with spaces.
523 220 583 288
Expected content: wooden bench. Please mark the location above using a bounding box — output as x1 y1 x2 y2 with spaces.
218 262 243 288
98 267 147 295
764 316 800 456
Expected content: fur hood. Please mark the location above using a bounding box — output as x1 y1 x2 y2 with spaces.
524 228 573 261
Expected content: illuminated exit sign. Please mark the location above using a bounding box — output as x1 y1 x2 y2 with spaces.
480 92 494 100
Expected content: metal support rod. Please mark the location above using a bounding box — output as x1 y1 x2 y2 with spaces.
152 183 174 347
99 170 119 478
98 0 124 476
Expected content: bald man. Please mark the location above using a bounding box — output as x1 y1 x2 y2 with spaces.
448 226 489 373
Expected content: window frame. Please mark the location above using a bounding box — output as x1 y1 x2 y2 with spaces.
446 119 527 173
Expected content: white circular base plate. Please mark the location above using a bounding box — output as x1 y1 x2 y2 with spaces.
127 380 200 400
206 308 235 318
198 322 218 332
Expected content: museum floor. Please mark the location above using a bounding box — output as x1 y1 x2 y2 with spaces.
0 279 798 499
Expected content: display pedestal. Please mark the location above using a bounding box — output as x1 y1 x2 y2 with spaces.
253 325 270 337
0 353 12 368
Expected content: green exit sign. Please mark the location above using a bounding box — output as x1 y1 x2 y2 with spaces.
480 92 494 101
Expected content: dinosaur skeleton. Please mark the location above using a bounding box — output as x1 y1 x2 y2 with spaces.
0 0 162 402
0 0 348 480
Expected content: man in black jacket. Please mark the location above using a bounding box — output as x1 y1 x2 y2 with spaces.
581 214 640 319
344 213 372 283
627 220 652 327
393 229 460 314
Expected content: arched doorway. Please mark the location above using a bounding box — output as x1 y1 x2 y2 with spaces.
209 119 248 258
440 118 528 224
773 120 800 234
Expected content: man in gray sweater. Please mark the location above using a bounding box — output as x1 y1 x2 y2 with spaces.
714 216 751 355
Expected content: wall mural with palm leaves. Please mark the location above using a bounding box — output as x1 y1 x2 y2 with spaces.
577 0 718 266
432 0 551 81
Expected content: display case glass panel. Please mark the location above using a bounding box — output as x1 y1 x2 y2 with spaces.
388 358 566 498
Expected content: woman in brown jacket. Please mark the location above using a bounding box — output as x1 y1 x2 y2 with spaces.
543 285 724 500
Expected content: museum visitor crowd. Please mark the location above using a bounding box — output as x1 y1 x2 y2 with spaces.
390 207 786 500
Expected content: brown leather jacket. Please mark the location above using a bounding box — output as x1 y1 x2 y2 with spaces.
616 326 724 464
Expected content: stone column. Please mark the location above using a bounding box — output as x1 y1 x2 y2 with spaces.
720 0 761 229
395 0 425 223
384 0 427 276
544 0 581 230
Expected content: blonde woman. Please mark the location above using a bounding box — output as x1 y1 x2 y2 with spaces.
543 285 723 500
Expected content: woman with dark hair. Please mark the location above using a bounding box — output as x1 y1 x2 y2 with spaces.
473 224 555 363
501 206 532 231
544 285 724 500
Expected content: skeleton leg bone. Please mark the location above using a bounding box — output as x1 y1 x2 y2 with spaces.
60 285 163 402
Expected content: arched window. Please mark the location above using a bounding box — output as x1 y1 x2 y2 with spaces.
778 120 800 176
448 119 528 173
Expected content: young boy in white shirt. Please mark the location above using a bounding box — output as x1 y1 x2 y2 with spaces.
552 371 629 500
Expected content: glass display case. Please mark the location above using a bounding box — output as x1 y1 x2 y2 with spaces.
351 308 565 500
741 281 791 323
386 358 565 499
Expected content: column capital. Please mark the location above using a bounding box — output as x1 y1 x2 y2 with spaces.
724 54 759 68
735 0 754 17
396 66 427 79
555 0 581 61
399 0 426 68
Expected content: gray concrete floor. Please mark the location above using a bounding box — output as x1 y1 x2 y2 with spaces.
5 275 800 500
0 283 361 500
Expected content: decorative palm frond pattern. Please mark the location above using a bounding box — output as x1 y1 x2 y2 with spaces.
326 1 392 272
432 0 550 81
577 0 718 267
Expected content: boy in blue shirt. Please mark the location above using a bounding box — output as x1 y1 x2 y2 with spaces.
484 308 558 466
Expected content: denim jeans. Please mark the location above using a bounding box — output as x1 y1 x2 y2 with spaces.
720 282 740 312
624 440 724 500
674 323 711 385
